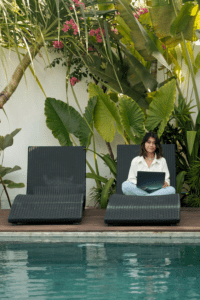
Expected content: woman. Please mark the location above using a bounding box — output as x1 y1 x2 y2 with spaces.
122 132 176 196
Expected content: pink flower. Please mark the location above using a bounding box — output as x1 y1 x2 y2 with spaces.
89 27 105 43
70 77 79 86
88 46 93 51
62 19 78 35
79 2 85 9
115 11 120 15
162 45 166 50
89 29 95 36
97 38 102 43
95 28 105 37
70 0 85 10
69 6 73 10
133 7 148 19
62 24 70 32
111 28 118 35
72 23 77 29
53 41 64 49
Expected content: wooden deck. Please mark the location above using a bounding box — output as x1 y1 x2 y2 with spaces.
1 208 200 232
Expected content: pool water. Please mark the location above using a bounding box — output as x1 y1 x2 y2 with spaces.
0 242 200 299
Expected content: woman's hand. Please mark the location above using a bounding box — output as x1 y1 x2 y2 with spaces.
163 181 169 188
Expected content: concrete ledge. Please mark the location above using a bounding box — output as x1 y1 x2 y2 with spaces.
0 231 200 243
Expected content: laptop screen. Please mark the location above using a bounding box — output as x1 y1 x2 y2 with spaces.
137 171 165 194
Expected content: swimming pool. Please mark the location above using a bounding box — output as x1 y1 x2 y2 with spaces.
0 242 199 299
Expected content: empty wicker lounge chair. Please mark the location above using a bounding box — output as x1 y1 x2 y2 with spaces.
8 146 86 224
104 144 180 225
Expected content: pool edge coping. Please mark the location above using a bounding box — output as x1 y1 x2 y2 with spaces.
0 231 200 243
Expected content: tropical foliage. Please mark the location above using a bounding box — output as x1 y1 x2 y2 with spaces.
1 0 200 206
44 78 177 207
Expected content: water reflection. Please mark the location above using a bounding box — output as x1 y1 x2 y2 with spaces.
0 243 199 300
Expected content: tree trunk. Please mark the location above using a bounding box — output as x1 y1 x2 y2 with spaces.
0 44 43 108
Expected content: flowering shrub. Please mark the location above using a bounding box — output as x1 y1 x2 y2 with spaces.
63 19 78 35
133 7 148 19
70 0 85 10
89 27 106 43
70 77 79 86
53 41 64 49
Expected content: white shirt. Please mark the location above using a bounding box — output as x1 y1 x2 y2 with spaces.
127 154 170 185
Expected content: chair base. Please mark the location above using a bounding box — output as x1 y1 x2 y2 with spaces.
8 194 85 225
104 194 180 225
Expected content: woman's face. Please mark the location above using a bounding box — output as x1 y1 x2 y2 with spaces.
145 137 156 154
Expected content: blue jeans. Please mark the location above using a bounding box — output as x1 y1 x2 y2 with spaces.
122 181 176 196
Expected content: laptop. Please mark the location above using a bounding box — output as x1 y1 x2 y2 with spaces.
137 171 165 194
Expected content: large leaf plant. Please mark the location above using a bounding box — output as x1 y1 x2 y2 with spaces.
45 79 176 208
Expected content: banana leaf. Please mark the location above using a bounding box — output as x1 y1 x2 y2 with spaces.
85 54 149 108
115 0 170 68
97 0 115 11
119 42 158 92
149 0 181 39
149 0 198 45
170 3 199 37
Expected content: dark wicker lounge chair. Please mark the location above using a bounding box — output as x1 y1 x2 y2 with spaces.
104 144 180 225
8 146 86 224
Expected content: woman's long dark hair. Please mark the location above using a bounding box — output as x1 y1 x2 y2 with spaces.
139 132 163 159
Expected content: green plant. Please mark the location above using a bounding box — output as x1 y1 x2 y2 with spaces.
44 78 176 207
88 78 177 143
0 129 25 207
184 194 200 207
86 151 117 208
187 159 200 193
89 181 116 208
44 95 117 208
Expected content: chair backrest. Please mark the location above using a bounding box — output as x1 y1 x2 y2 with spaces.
27 146 86 196
116 144 176 194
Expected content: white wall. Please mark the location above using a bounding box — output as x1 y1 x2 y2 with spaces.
0 48 124 208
